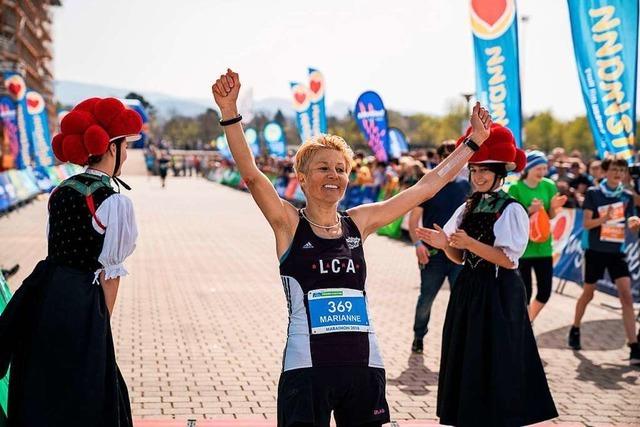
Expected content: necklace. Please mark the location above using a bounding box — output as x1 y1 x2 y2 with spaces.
301 208 341 229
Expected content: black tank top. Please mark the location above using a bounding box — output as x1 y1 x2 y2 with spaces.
47 173 115 272
279 211 384 370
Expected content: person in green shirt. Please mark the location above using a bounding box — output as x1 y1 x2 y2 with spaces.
508 151 566 321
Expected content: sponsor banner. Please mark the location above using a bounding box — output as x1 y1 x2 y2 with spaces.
354 91 389 162
3 72 32 168
216 135 233 160
308 68 327 135
470 0 523 147
567 0 638 162
290 82 313 143
263 121 287 158
0 95 19 169
121 99 149 149
244 127 261 157
552 207 639 301
388 127 409 159
25 91 54 168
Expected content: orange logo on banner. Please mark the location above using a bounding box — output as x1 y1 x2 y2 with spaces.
470 0 516 40
530 208 551 243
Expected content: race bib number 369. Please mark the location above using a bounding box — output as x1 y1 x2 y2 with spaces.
307 288 370 334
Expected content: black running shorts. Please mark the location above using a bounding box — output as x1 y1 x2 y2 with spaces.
277 366 390 427
584 249 630 284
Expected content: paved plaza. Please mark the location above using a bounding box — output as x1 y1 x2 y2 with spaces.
1 164 638 426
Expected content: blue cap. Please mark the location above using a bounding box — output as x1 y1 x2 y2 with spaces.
525 150 547 172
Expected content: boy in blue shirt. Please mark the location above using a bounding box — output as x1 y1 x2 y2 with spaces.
569 156 640 365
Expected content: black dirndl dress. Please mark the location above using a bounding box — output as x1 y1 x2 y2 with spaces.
0 173 133 427
437 194 558 427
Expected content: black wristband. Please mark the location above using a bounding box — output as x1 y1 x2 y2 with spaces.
463 137 480 152
220 115 242 126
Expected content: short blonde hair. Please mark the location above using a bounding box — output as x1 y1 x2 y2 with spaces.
294 134 354 175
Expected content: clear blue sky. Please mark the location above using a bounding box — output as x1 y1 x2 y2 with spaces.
52 0 639 119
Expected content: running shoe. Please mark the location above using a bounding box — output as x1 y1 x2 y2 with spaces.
629 342 640 366
568 326 581 350
411 338 423 354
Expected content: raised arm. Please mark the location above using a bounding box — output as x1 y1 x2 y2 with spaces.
348 103 492 239
212 70 297 250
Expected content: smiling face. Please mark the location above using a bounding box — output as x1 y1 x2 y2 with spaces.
298 149 350 205
528 163 548 182
469 163 499 193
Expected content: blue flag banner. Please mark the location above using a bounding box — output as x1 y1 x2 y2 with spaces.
263 121 287 158
3 71 33 168
553 208 585 285
470 0 523 147
354 91 389 162
0 95 19 169
216 135 233 160
122 99 149 149
290 82 313 143
308 68 328 136
244 127 261 157
567 0 638 162
25 90 54 168
388 128 409 159
552 208 639 301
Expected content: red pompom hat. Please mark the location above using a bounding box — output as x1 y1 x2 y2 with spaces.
52 97 142 166
456 123 526 172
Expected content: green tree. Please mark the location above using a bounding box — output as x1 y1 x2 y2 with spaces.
162 116 200 149
560 117 594 157
523 112 562 152
197 108 221 144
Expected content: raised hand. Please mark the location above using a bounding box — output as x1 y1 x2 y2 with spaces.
469 102 492 145
211 69 241 117
415 224 448 250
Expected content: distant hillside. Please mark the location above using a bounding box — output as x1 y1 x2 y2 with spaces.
54 80 352 119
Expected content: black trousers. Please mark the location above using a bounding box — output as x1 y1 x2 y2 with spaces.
518 257 553 304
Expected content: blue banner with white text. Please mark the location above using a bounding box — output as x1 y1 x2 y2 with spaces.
308 68 327 136
568 0 638 162
470 0 523 147
290 82 313 143
0 95 19 169
26 90 54 168
3 71 33 169
388 128 409 159
263 121 287 158
354 91 389 162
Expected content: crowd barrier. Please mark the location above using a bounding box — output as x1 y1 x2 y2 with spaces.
0 164 83 215
207 166 640 302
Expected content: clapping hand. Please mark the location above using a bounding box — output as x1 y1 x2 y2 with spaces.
415 224 448 250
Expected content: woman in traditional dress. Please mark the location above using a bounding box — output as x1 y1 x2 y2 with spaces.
0 97 140 426
417 124 558 427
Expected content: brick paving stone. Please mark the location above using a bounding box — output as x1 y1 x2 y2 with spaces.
1 170 638 426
